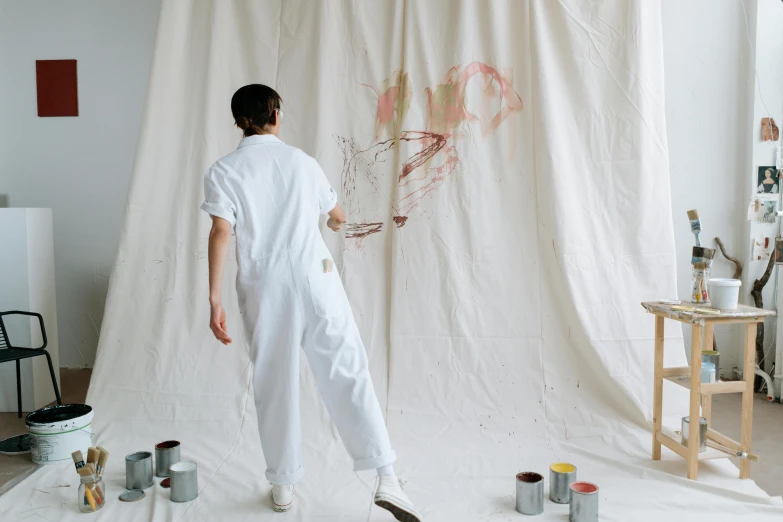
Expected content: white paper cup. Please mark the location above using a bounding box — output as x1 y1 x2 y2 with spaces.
708 279 741 310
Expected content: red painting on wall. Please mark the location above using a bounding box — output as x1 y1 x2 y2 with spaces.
36 59 78 117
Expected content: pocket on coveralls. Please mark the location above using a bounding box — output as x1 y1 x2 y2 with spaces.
306 272 349 319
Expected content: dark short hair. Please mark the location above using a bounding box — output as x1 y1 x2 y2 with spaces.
231 84 282 137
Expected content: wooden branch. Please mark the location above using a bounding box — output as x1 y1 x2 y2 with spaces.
750 254 775 391
714 237 743 279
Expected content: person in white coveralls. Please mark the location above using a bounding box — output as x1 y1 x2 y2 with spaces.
202 84 422 521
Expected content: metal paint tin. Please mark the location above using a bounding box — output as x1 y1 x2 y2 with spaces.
155 440 181 477
169 461 198 502
681 416 707 453
125 451 154 490
549 462 577 504
515 472 544 515
569 482 599 522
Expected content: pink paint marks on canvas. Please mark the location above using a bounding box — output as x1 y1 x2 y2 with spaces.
425 62 523 138
363 72 412 140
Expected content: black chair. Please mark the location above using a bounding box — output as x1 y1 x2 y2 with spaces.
0 311 62 418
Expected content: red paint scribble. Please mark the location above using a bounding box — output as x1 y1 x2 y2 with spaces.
335 135 383 210
345 222 383 239
397 142 459 214
399 131 447 180
393 216 408 228
338 61 523 240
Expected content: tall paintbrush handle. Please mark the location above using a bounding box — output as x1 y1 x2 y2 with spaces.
706 439 760 461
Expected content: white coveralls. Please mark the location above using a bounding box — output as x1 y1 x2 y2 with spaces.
201 134 395 485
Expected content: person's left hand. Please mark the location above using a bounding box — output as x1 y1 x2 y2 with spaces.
209 302 232 345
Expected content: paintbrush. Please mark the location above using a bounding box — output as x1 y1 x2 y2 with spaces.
687 209 701 247
691 246 715 265
705 440 760 461
671 305 722 315
71 450 86 470
86 464 104 504
87 447 99 467
96 446 109 476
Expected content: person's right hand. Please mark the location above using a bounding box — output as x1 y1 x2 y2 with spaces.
209 302 232 345
327 217 343 231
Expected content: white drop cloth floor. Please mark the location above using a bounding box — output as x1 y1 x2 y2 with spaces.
1 369 781 501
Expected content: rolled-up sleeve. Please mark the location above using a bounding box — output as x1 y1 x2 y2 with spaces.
312 158 337 214
201 166 237 225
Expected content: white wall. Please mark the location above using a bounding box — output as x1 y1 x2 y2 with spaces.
749 0 783 396
0 0 161 367
0 209 60 412
662 0 758 376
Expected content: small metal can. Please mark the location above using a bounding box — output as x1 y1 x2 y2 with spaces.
549 462 577 504
569 482 599 522
125 451 154 490
169 461 198 502
681 416 708 453
155 440 181 477
515 472 544 515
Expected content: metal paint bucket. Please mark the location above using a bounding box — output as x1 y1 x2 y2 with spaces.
515 472 544 515
681 416 707 453
169 461 198 502
25 404 93 465
549 462 577 504
569 482 599 522
125 451 154 490
155 440 181 477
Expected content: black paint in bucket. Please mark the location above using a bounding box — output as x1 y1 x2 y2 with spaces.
26 404 92 426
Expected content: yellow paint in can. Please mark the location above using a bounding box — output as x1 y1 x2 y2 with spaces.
550 463 576 473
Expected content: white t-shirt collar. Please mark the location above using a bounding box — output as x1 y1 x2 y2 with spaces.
238 134 282 148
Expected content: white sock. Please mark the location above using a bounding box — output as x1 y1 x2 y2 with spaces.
377 464 395 477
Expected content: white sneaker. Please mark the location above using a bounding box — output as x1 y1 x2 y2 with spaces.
374 475 423 522
271 484 294 512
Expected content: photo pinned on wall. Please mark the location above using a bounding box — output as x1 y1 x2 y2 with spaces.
762 117 779 141
746 198 777 223
775 237 783 265
752 236 773 261
757 166 780 194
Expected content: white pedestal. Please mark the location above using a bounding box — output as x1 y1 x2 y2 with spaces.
0 208 60 412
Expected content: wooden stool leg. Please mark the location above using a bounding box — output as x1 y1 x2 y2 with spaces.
702 325 714 428
740 322 757 479
652 316 664 460
687 324 703 480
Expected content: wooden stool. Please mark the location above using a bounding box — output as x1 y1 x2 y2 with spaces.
642 302 774 480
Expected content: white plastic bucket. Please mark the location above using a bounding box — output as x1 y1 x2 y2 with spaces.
25 405 94 465
708 279 742 310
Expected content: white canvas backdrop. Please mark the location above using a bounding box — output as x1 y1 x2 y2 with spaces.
2 1 782 520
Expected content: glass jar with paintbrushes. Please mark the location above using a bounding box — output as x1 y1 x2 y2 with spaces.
690 246 715 305
78 474 106 513
72 447 110 513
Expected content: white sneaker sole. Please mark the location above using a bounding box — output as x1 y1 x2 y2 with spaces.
375 496 422 522
271 487 294 512
273 501 292 513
